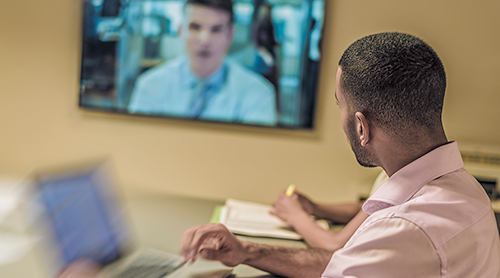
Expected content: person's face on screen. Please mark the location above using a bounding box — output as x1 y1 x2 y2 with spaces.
181 4 235 78
336 67 377 168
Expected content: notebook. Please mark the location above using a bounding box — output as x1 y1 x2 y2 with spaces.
32 162 233 278
212 198 330 240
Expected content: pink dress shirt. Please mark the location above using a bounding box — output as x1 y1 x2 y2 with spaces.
322 142 500 278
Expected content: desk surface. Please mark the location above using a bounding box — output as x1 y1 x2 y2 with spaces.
0 190 306 278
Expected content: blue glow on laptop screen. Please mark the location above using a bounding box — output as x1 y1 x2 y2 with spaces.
38 168 127 266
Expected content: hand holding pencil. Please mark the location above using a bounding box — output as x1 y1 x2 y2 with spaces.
269 184 312 226
286 184 296 197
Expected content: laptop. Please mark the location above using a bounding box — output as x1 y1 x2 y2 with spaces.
31 162 233 278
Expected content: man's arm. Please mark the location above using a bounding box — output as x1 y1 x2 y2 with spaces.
270 190 367 251
276 189 363 224
239 243 331 278
272 210 368 251
181 223 332 278
230 63 277 126
313 201 363 223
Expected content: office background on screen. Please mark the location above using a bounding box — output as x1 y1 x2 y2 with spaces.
79 0 325 128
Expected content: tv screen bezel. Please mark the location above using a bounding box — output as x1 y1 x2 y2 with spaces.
78 0 326 130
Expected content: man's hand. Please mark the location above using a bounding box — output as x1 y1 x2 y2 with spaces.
58 260 103 278
181 223 332 278
269 190 312 226
180 223 249 267
296 191 317 215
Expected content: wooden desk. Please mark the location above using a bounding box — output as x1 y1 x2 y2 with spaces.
0 190 306 278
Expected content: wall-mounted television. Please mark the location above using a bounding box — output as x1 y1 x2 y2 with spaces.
79 0 325 129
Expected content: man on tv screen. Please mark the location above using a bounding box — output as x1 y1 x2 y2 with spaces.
128 0 277 126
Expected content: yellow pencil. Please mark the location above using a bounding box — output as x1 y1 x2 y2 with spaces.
285 184 296 197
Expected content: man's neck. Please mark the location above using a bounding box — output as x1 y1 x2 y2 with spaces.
191 61 224 79
377 129 448 177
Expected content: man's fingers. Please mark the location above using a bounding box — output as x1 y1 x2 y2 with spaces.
181 223 228 261
180 225 208 263
199 248 222 261
180 225 200 252
199 237 221 251
269 207 277 216
188 223 223 251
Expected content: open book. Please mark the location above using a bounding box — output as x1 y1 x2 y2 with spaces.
211 199 329 240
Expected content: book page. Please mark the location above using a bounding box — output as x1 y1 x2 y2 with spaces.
219 199 328 240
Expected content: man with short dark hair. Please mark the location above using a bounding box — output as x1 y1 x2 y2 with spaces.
128 0 277 125
180 32 500 277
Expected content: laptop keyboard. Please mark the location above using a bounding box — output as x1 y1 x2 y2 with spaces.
116 250 182 278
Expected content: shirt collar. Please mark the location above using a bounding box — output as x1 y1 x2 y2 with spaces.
181 58 227 91
362 141 465 215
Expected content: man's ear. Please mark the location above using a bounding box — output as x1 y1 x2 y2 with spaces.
355 112 370 147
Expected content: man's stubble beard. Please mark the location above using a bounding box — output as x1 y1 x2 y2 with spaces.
347 117 377 168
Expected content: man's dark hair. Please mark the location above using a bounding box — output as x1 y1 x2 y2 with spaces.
185 0 235 24
339 32 446 139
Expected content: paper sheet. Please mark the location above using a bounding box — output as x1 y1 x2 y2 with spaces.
218 198 329 240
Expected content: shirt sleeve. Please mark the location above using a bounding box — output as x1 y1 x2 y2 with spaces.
237 78 277 126
128 76 148 113
322 217 441 278
127 63 176 115
128 72 166 114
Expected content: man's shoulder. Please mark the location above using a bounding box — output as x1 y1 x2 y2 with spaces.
225 59 274 90
366 170 494 247
137 57 185 83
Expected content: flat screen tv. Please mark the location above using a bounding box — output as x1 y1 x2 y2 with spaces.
79 0 325 129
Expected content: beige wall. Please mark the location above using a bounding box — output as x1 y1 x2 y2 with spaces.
0 0 499 204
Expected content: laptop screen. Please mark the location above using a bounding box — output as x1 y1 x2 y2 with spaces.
36 165 128 266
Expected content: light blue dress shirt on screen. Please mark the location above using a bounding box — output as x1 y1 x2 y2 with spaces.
128 56 277 126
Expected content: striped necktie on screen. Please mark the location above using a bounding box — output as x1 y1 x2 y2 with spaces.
188 82 212 119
